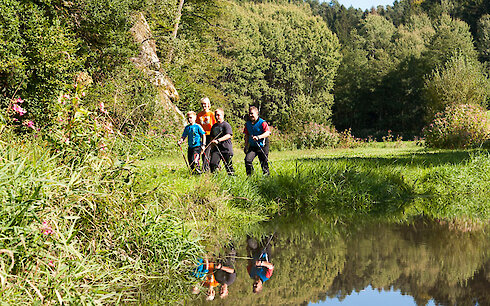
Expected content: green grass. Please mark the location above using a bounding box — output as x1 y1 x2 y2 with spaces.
140 141 490 223
2 137 489 304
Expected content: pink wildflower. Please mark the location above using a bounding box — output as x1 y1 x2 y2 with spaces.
15 98 24 104
63 94 70 100
48 260 55 268
41 221 54 235
12 104 27 116
12 118 19 122
23 120 35 129
99 102 108 115
81 92 86 97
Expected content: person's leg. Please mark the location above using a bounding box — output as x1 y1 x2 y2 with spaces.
223 154 235 175
187 147 194 171
202 139 212 171
189 147 201 173
225 248 237 267
244 148 257 176
209 149 221 173
257 143 269 175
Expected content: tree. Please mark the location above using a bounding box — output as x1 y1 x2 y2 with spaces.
423 14 478 71
220 2 341 129
424 53 489 119
477 14 490 63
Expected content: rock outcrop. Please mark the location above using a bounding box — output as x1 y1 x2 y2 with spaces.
130 12 185 126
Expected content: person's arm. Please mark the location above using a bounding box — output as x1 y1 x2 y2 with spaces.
255 261 273 269
199 126 206 149
213 134 232 144
252 122 271 141
243 125 249 152
178 128 187 145
216 264 235 274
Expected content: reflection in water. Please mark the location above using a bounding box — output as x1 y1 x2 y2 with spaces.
189 218 490 305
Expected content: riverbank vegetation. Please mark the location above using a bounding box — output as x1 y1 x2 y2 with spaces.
1 0 490 303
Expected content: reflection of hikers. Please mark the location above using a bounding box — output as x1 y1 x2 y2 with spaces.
197 97 216 172
244 106 271 176
178 111 205 174
203 262 219 301
190 257 219 301
214 245 237 299
209 108 235 175
247 236 274 293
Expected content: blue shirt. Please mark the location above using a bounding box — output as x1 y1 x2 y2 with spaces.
247 253 272 282
191 258 208 279
245 118 268 147
182 124 205 148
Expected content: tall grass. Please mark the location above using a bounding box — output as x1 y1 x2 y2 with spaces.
208 145 490 222
0 137 202 304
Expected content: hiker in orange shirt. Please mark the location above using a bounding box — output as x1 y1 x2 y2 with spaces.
197 97 216 171
203 262 220 300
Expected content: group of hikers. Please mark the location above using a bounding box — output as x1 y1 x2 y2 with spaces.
177 97 271 176
191 235 274 301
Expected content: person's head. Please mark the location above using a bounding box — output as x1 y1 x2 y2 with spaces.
201 97 211 111
206 287 216 301
191 285 200 295
220 284 229 299
252 278 263 293
215 108 225 123
248 106 259 122
186 111 197 124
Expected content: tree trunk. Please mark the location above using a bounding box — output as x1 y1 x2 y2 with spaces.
168 0 185 62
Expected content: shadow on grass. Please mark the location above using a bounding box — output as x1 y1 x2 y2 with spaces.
298 150 477 168
249 150 490 220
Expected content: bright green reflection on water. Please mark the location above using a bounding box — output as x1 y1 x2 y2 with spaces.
188 218 490 305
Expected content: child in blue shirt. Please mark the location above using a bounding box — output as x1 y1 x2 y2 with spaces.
178 111 206 173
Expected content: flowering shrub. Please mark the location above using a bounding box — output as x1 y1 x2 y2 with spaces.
338 128 364 148
294 122 340 149
43 76 115 160
268 125 295 151
424 104 490 149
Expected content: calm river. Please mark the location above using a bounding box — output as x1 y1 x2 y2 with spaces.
189 218 490 305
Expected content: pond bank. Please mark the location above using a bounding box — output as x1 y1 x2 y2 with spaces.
132 143 490 303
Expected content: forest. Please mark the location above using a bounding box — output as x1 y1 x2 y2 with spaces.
1 0 489 142
1 0 490 304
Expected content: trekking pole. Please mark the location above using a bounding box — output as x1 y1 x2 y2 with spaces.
177 142 191 173
259 232 275 257
200 131 222 169
257 142 276 176
214 145 234 175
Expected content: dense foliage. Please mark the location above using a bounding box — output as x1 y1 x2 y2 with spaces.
219 2 341 129
424 104 490 148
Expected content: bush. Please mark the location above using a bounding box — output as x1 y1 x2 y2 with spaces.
424 53 490 122
424 104 490 149
294 122 340 149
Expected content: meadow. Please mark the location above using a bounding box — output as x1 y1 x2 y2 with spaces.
1 139 489 303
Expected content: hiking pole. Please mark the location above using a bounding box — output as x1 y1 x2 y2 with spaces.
199 131 222 171
256 142 276 176
259 232 275 257
200 131 222 170
177 142 191 173
214 145 234 175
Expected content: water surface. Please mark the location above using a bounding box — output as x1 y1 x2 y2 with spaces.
190 218 490 305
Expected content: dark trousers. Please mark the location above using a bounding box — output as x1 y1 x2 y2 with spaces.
187 146 201 172
210 149 235 175
244 143 269 176
247 236 272 261
202 138 212 171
